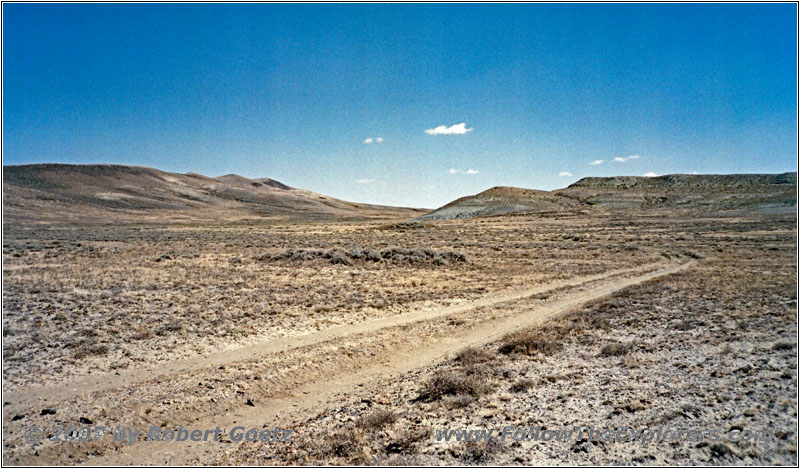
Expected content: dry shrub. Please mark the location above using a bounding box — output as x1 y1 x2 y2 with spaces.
509 378 535 393
73 342 109 359
415 370 491 402
599 341 635 357
356 409 396 430
262 247 466 265
498 329 562 356
313 426 370 463
441 395 476 409
454 346 495 365
384 427 430 455
457 440 502 463
772 341 795 351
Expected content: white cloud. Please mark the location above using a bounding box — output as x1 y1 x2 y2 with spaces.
558 171 573 177
375 137 383 143
690 171 699 175
589 159 604 166
363 137 383 144
425 123 474 135
363 138 373 144
643 172 659 178
356 178 375 184
448 168 479 175
613 154 641 163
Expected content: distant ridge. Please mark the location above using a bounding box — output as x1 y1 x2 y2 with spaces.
418 186 579 220
214 174 294 191
3 164 425 224
419 173 797 220
569 173 797 189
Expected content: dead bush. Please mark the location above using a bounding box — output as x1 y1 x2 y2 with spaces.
384 427 430 455
454 346 495 365
415 370 491 402
356 409 396 430
772 341 795 351
73 342 109 359
260 247 465 265
441 395 476 409
457 440 502 464
509 378 535 393
599 341 635 357
498 330 562 356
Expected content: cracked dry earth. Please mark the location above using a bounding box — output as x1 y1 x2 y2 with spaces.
2 213 796 466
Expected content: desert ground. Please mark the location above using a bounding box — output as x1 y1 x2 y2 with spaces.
2 166 797 465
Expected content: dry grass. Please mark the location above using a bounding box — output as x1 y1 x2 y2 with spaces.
3 214 664 386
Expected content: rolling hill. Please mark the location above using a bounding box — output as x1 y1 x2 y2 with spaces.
3 164 425 224
417 186 582 220
419 173 797 220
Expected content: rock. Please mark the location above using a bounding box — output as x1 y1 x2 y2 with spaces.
40 409 56 416
80 417 93 425
11 414 24 421
246 399 255 407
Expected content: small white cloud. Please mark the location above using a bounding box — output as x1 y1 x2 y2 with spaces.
425 123 474 135
589 159 604 166
375 137 383 143
356 178 375 184
690 171 699 175
448 168 479 175
558 171 573 177
613 154 641 163
643 172 659 178
363 138 373 144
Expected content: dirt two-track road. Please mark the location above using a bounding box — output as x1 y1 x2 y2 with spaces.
4 260 694 465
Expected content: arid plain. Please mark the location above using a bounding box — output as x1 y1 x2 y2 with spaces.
2 165 797 465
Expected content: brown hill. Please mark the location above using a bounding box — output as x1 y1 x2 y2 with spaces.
418 186 580 220
3 164 424 224
420 173 797 220
559 173 797 213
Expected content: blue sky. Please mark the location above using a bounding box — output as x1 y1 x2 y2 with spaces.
3 4 797 208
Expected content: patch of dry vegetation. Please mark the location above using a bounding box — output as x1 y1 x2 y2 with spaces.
264 246 467 265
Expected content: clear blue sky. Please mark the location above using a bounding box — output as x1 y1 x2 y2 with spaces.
3 3 797 208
